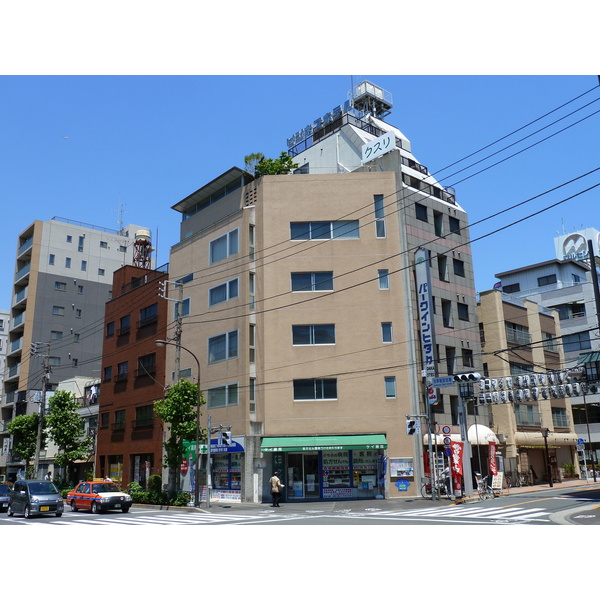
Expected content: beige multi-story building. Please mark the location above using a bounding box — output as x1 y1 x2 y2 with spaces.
167 81 486 503
478 289 579 484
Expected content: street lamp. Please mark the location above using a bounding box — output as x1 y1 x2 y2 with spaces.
155 339 206 508
540 428 553 488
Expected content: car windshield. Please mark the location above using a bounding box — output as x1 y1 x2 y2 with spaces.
28 481 59 494
92 483 120 493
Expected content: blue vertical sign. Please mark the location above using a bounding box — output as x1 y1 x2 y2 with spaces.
415 248 437 404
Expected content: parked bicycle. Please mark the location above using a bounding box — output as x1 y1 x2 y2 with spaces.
475 472 498 501
505 471 521 488
421 477 452 500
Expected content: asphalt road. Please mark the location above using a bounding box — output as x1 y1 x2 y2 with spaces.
2 482 599 525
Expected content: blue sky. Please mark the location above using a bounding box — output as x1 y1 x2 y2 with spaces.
2 74 599 307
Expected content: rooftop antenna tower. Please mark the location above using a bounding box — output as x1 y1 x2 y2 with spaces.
132 228 153 269
113 200 127 234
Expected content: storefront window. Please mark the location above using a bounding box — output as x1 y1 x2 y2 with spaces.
322 450 350 488
212 453 242 490
352 449 379 491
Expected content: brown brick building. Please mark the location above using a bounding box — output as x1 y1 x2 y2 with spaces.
95 264 169 487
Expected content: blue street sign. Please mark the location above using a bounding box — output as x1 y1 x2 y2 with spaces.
432 376 455 388
577 438 585 445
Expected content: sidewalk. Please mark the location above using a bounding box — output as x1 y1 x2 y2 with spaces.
138 478 600 515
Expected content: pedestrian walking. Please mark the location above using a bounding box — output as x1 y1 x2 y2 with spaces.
45 471 52 481
269 471 284 507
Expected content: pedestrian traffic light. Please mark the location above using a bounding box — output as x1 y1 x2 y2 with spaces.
222 430 232 445
453 373 481 382
406 419 420 435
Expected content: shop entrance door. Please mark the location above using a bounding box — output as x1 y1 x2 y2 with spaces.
287 453 320 499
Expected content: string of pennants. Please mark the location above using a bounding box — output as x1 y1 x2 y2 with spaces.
475 371 598 405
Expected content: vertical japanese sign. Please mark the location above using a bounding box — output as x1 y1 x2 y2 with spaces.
450 441 464 493
415 248 437 403
489 442 498 476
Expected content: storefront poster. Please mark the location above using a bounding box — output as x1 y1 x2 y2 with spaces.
450 441 464 493
323 488 353 498
390 457 414 477
489 441 498 475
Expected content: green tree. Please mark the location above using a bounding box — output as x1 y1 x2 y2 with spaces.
154 379 204 495
245 151 298 177
7 413 43 475
46 390 93 482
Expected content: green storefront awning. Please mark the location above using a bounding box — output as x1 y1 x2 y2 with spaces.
578 352 600 364
260 434 387 453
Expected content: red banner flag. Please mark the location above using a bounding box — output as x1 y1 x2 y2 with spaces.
489 442 498 476
450 441 464 493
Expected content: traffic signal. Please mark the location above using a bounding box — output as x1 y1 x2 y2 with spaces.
453 373 481 382
406 419 420 435
158 280 167 297
221 430 232 445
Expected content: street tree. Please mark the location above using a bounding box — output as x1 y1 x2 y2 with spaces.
154 379 204 495
46 390 94 484
244 151 298 177
7 413 44 476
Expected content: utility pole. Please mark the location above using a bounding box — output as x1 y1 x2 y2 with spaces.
31 342 51 478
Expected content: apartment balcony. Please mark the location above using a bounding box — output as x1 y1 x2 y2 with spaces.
14 263 30 285
8 336 23 356
11 311 26 331
13 286 28 308
17 237 33 258
4 363 20 383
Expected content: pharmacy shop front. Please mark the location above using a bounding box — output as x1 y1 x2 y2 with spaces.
261 435 388 501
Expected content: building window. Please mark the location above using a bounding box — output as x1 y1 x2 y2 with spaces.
100 241 108 249
113 410 126 431
449 216 461 234
174 298 190 320
249 378 256 413
506 322 530 345
291 272 333 292
434 211 444 237
54 281 67 292
457 302 469 321
119 245 127 253
119 315 130 335
415 203 428 222
98 268 105 276
209 278 239 306
49 254 55 265
554 303 586 320
293 378 337 401
538 274 557 287
381 322 393 343
78 236 85 252
210 228 239 264
292 324 335 345
81 260 87 271
290 220 360 240
438 255 448 281
514 404 540 427
78 285 84 294
374 194 386 238
139 303 158 327
66 235 73 243
106 321 115 337
384 376 396 398
65 257 71 268
137 353 156 376
134 405 154 428
543 332 557 352
207 383 239 408
249 324 256 363
453 258 465 277
249 272 255 310
103 366 112 382
76 308 82 318
100 412 109 428
208 330 238 363
563 331 591 352
116 362 128 382
52 305 65 316
462 348 474 368
378 269 390 290
441 299 453 328
249 224 255 261
503 283 520 294
50 330 63 340
552 407 569 428
445 346 456 374
49 356 61 366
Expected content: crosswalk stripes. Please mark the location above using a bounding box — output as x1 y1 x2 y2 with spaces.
372 505 551 522
11 512 271 525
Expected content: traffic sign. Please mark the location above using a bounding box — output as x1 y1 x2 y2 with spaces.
578 438 585 445
432 376 455 388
